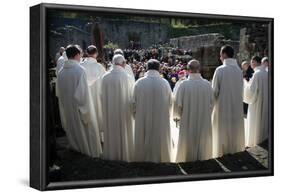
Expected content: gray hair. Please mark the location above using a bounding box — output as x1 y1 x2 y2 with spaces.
112 54 125 66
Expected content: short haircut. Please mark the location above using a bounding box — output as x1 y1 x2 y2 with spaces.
114 49 124 56
262 57 269 63
65 45 81 59
147 59 160 71
221 45 234 58
86 45 98 55
252 55 262 64
188 59 201 72
112 54 125 65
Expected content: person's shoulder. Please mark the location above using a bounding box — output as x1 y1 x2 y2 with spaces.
135 77 146 86
161 77 170 85
101 71 111 80
201 78 212 87
214 65 224 74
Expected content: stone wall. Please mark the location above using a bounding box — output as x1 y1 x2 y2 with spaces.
169 33 240 79
98 19 169 49
48 18 169 61
237 24 269 63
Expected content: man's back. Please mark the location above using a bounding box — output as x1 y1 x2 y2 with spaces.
175 73 213 162
57 60 84 105
101 65 134 162
133 70 172 163
81 57 106 84
212 58 245 157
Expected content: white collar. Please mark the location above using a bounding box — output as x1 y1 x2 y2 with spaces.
86 57 97 63
188 73 202 80
112 65 125 72
223 58 238 67
254 65 264 72
145 70 160 77
63 59 79 68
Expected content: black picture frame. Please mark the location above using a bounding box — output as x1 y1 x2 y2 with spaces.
30 3 274 191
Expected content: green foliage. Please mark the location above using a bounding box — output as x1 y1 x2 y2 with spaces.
103 42 119 49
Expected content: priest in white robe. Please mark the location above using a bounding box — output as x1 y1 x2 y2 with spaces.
174 60 214 162
244 56 268 147
114 49 135 82
133 59 172 163
100 54 135 162
56 45 102 158
55 47 65 66
81 45 106 142
56 51 68 76
212 45 245 157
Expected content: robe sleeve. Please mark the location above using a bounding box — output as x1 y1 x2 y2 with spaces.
74 72 91 125
173 83 183 119
128 76 136 117
212 68 221 100
55 79 67 130
244 73 258 104
132 84 137 118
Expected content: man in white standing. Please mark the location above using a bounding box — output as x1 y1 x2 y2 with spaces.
133 59 172 163
81 45 106 143
244 56 268 147
261 57 269 72
55 47 65 65
114 49 135 82
56 45 102 158
212 45 245 157
174 59 214 162
100 54 135 162
56 51 68 76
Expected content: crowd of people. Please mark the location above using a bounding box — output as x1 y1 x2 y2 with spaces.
54 43 269 165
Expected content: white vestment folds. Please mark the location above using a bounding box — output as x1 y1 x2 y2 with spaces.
125 64 135 82
212 58 245 157
101 65 135 162
174 73 214 162
133 70 172 163
173 78 186 95
81 57 106 141
56 59 102 158
244 66 268 147
56 52 68 76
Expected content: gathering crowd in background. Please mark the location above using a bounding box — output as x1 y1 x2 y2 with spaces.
51 43 269 169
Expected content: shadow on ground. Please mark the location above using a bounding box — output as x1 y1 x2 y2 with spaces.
50 138 268 182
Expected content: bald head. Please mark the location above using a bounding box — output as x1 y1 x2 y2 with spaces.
241 60 250 71
112 54 126 67
188 59 201 73
262 57 269 67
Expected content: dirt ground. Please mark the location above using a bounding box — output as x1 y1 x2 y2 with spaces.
49 136 268 182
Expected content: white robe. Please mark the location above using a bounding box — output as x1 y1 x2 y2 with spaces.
244 66 268 147
212 58 245 157
100 65 135 162
81 57 106 141
173 78 186 95
56 52 68 76
125 64 135 82
133 70 172 163
56 59 102 157
174 73 214 162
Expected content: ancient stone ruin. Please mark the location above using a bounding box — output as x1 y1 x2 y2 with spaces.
170 33 239 79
